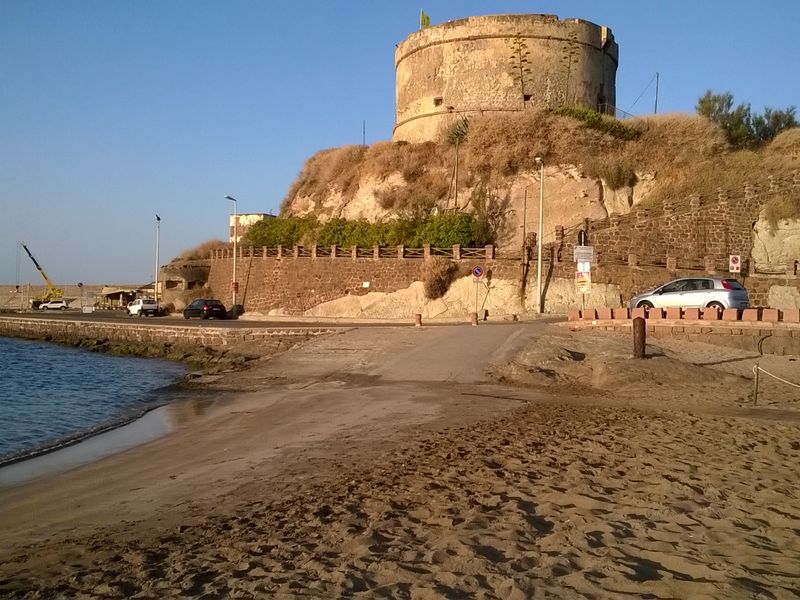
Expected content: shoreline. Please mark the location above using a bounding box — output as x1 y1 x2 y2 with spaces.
0 329 285 479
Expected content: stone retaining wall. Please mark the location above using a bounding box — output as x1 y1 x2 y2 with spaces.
0 317 340 348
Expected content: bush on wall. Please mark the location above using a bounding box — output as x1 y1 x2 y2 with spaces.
246 216 318 247
244 214 493 248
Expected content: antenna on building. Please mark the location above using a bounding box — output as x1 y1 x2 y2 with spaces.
362 120 366 146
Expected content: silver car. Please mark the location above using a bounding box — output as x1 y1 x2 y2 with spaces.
628 276 749 310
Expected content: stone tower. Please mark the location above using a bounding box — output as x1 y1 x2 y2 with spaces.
393 14 618 143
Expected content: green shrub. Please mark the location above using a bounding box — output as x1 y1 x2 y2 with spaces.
412 213 485 247
551 106 642 140
245 216 318 247
244 213 492 249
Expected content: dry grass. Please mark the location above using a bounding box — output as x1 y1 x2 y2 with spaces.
420 257 461 299
178 239 228 260
281 110 799 221
763 193 800 233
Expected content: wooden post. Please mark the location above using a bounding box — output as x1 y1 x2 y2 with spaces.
414 313 422 327
470 312 478 326
633 316 646 359
753 364 759 406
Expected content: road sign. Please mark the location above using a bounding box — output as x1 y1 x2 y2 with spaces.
729 255 741 273
575 270 592 294
574 245 595 264
472 265 484 279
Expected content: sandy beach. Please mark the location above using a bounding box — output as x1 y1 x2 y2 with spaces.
1 323 799 598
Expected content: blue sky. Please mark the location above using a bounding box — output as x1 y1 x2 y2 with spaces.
2 0 798 284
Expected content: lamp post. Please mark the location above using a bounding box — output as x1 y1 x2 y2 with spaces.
534 157 544 314
154 214 161 304
224 195 238 314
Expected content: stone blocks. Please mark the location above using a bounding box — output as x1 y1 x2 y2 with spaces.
596 308 613 320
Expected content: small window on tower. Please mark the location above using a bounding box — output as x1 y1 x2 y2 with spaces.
433 97 443 107
523 94 532 102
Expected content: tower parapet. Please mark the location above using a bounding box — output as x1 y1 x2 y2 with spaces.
394 14 618 143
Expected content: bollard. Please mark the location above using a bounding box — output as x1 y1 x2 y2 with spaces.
414 313 422 327
470 312 478 326
633 316 646 358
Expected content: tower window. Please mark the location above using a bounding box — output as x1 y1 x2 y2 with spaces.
433 96 443 107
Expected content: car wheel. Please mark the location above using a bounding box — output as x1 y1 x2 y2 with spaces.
60 306 67 311
201 313 208 320
637 301 654 309
184 314 190 319
707 301 724 311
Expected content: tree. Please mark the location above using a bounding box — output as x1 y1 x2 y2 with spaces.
752 106 798 143
696 90 797 148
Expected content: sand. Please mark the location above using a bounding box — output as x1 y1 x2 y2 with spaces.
1 323 799 598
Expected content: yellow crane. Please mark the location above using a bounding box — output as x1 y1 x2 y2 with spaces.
20 242 64 308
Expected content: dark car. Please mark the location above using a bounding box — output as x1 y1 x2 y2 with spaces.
183 298 228 320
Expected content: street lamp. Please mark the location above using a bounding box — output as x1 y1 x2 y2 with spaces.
534 157 544 314
224 195 238 315
154 214 161 304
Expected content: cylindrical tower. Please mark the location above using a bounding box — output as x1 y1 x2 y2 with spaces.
393 14 618 143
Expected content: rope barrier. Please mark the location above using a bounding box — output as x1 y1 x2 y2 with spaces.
753 365 800 389
752 363 800 406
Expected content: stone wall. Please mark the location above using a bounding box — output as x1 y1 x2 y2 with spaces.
555 174 800 271
207 248 518 315
0 317 337 348
394 14 617 142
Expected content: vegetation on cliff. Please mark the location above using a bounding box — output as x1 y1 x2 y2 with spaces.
244 213 494 249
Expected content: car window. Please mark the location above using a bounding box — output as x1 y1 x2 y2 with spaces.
661 280 687 293
188 300 202 308
724 279 745 290
696 279 713 290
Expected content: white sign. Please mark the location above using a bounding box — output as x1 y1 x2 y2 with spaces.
577 261 592 273
729 255 741 273
574 245 595 264
575 270 592 294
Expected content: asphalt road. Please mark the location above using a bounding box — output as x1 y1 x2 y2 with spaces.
0 310 499 329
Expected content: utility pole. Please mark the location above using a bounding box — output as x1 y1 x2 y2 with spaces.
154 214 161 304
534 157 544 313
654 72 660 114
224 195 238 315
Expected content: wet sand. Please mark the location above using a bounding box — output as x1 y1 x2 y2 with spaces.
1 324 799 598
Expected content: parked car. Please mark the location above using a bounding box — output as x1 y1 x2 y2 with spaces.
183 298 228 320
127 298 159 317
39 300 69 310
628 276 750 310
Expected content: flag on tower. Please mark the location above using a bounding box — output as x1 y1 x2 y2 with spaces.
420 10 430 29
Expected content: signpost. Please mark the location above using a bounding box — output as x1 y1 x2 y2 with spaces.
574 247 594 311
472 265 484 317
729 254 741 274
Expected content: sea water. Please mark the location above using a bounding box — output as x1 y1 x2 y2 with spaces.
0 336 186 464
